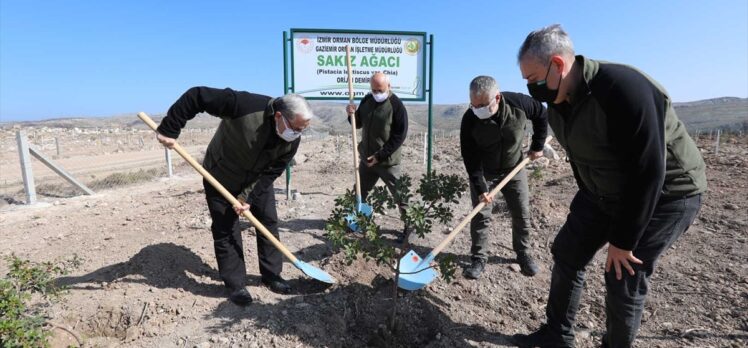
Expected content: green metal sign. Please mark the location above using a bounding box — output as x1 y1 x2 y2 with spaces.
289 28 427 101
282 29 436 191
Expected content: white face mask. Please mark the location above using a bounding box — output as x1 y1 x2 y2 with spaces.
471 97 497 119
372 91 389 103
277 115 302 142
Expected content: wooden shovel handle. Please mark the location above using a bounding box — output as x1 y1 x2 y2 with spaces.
137 112 298 263
430 136 553 257
346 46 363 201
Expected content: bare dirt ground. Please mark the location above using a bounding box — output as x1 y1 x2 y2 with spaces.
0 134 746 348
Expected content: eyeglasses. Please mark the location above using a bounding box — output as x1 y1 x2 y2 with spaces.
281 115 304 134
469 95 497 109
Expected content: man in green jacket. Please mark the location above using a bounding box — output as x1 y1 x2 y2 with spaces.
511 25 706 348
156 87 312 306
346 72 409 240
460 76 548 279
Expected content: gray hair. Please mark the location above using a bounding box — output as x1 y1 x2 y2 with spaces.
274 94 313 120
469 76 499 98
517 24 575 64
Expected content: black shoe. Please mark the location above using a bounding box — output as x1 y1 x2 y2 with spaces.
510 324 569 348
462 258 486 279
228 287 253 306
517 252 539 277
261 275 292 294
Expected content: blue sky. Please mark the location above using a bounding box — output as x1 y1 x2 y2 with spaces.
1 0 746 121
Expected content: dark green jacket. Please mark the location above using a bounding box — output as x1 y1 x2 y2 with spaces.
157 87 299 204
351 93 408 167
460 92 549 194
548 56 706 250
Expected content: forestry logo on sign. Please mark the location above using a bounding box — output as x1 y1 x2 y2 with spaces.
404 39 420 56
296 37 314 54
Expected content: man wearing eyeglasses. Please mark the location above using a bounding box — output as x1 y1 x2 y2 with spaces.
346 72 409 242
155 86 312 306
460 76 548 279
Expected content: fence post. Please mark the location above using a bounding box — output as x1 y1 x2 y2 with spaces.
55 137 61 157
28 144 94 195
422 132 427 168
715 129 721 154
165 147 173 178
16 131 37 204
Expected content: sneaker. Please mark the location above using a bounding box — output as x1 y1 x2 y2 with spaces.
228 287 253 306
462 258 486 279
261 275 292 294
517 252 539 277
510 324 570 348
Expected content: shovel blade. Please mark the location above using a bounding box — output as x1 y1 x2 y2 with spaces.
397 250 437 291
293 260 337 284
358 202 373 216
345 202 374 233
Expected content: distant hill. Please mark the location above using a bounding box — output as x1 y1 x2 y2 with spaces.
672 97 747 132
2 97 746 134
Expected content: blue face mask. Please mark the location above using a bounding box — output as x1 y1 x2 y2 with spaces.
527 61 560 103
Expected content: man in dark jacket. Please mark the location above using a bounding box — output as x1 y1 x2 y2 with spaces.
460 76 548 279
512 25 706 348
156 87 313 306
346 72 409 239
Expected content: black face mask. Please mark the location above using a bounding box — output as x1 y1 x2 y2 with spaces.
527 61 561 103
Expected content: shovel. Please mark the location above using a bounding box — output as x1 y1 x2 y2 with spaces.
138 112 336 284
398 136 553 291
343 45 373 232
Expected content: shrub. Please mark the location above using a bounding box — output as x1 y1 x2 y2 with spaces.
1 254 80 347
325 171 466 334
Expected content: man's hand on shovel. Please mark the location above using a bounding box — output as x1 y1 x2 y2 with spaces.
478 192 493 204
233 200 250 215
527 150 544 161
156 133 176 149
365 155 379 167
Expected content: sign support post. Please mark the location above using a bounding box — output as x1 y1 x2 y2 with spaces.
283 31 292 200
426 34 434 174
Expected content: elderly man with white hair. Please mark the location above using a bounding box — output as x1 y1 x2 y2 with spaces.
156 86 313 305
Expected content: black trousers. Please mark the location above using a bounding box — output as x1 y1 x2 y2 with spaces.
203 179 282 290
544 189 701 347
358 162 407 218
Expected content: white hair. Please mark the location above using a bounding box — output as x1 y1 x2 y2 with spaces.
274 94 313 120
518 24 575 64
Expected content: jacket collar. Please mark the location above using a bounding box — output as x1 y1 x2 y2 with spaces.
568 55 598 105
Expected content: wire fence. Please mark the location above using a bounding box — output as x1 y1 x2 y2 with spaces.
0 127 214 203
0 124 744 205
